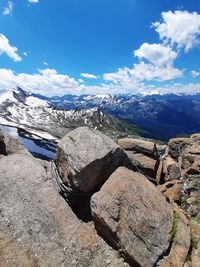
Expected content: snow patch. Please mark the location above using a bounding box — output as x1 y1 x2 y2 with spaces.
25 96 49 107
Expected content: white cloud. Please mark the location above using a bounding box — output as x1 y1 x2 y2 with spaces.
131 62 182 81
28 0 39 3
78 78 84 83
43 61 48 66
0 68 143 96
3 1 13 16
0 34 21 62
0 67 198 96
0 68 80 96
153 10 200 52
23 52 28 56
134 43 177 68
81 73 98 79
191 70 200 78
104 62 182 86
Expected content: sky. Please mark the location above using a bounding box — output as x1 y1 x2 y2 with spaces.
0 0 200 96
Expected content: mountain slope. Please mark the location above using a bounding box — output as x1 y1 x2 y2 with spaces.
45 93 200 140
0 88 142 140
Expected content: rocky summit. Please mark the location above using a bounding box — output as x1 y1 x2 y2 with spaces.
0 127 200 267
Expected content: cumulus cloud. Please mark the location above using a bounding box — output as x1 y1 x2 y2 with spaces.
152 10 200 52
28 0 39 3
3 1 13 16
81 73 98 79
191 70 200 78
0 68 84 96
0 67 198 96
0 34 21 62
23 52 28 56
0 68 144 96
104 62 182 86
134 43 177 68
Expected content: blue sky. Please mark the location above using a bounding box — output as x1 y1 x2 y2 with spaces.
0 0 200 96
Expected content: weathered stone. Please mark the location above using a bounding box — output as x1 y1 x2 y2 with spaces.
126 151 159 179
168 138 191 161
191 133 200 140
156 144 167 157
159 207 190 267
91 167 173 267
0 154 127 267
156 160 164 184
118 137 158 158
0 130 6 156
0 129 29 155
56 127 130 192
0 129 4 142
158 181 182 204
163 156 181 181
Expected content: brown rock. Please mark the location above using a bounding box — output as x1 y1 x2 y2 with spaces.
159 207 191 267
163 156 181 181
156 160 164 184
191 133 200 140
125 151 159 179
168 138 191 161
91 167 173 267
118 138 158 158
158 181 182 204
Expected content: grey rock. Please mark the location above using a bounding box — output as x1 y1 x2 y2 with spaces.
91 167 173 267
168 138 191 161
0 129 6 155
0 128 28 156
0 154 128 267
56 127 129 192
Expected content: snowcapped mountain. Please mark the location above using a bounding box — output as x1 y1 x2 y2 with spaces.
0 87 139 140
43 92 200 141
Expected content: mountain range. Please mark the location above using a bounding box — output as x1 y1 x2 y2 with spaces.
0 87 141 141
40 91 200 141
1 87 200 145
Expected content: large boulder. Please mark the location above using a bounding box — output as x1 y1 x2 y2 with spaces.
91 167 173 267
56 127 130 192
0 154 128 267
118 138 158 158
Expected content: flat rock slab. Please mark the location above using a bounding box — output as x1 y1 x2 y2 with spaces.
118 138 157 158
0 154 128 267
56 127 129 192
126 151 158 179
91 167 173 267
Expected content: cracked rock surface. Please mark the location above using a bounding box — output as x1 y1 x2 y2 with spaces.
91 167 173 267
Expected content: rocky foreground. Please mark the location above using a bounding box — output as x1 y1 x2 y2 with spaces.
0 127 200 267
